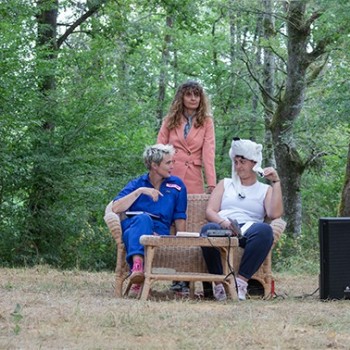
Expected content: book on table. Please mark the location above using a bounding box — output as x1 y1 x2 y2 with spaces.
125 211 160 219
176 231 200 237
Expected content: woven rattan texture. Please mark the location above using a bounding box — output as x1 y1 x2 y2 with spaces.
104 194 286 298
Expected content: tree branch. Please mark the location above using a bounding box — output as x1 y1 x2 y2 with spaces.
304 150 327 169
240 45 279 104
303 10 324 32
307 53 330 86
263 43 287 67
57 2 104 49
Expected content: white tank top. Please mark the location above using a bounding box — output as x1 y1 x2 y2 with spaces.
218 178 269 224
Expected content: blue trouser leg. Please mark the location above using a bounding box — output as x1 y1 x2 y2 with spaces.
200 223 222 296
201 223 223 275
238 222 273 279
121 214 154 268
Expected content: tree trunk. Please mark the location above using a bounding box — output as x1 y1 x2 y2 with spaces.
271 2 309 235
271 1 320 235
156 16 172 124
251 13 262 143
26 0 60 255
261 0 276 168
36 0 58 97
28 0 104 257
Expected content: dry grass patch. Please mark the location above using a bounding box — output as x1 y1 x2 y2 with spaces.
1 266 350 349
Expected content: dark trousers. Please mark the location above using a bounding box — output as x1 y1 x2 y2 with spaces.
201 222 273 281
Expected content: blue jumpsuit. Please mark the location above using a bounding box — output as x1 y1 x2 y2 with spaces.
113 173 187 266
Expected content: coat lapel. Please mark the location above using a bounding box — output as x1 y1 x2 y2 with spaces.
175 123 189 149
184 121 201 146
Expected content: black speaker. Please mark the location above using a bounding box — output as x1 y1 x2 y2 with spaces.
319 217 350 300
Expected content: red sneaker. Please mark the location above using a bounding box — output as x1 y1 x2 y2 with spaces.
130 258 144 284
129 284 141 298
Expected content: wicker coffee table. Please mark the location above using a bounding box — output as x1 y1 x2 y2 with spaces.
139 235 239 301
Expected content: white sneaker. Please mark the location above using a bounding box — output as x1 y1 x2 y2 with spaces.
213 283 227 301
236 278 248 300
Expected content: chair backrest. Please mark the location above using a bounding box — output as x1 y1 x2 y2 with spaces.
105 194 286 242
185 194 286 243
152 194 211 272
106 194 210 237
186 194 210 232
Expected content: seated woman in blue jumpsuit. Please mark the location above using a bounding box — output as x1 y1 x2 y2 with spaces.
112 144 187 296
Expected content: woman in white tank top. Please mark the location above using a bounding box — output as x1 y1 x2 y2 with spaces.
201 138 283 301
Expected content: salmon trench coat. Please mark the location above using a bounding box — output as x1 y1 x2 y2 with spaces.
157 117 216 194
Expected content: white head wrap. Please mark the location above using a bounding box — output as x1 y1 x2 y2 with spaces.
229 138 264 198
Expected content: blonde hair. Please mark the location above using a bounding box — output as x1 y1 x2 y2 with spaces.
143 144 175 170
165 81 212 130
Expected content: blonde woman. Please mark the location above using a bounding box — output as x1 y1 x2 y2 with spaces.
112 144 187 297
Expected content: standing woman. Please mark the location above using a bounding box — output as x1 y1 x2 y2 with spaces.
157 80 217 294
157 80 216 194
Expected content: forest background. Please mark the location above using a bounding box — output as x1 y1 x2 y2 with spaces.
1 0 349 273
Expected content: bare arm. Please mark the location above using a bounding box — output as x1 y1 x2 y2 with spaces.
112 187 163 214
174 219 186 232
263 167 284 219
206 180 225 223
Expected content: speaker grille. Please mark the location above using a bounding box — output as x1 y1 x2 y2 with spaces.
319 217 350 300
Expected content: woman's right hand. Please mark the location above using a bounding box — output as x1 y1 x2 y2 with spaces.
140 187 163 202
219 219 231 230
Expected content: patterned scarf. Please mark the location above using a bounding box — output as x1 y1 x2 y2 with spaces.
183 113 194 139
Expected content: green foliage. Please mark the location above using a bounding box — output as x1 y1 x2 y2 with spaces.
273 234 320 275
1 0 349 272
273 125 348 273
58 223 116 271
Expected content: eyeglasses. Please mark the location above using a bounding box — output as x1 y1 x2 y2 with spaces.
184 90 200 97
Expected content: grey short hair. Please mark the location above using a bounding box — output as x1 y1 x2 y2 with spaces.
143 144 175 170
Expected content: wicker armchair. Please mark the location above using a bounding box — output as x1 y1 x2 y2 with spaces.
104 193 286 299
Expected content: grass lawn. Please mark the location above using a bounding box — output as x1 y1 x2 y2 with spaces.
1 266 349 349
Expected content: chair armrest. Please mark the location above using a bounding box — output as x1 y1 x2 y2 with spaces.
269 218 287 246
104 201 123 244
